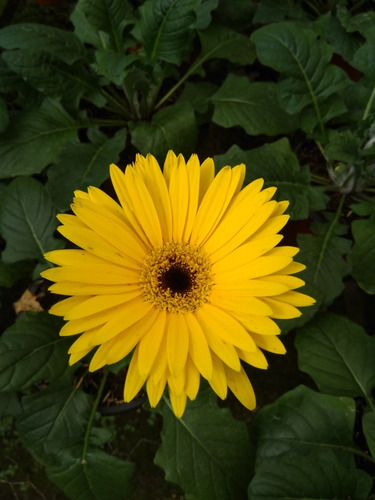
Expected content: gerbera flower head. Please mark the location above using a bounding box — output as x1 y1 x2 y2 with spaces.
42 151 315 417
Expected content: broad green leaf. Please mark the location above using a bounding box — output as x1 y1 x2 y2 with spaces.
179 81 218 114
0 312 70 392
0 259 32 287
215 140 328 220
46 128 126 212
215 0 254 30
193 0 218 30
363 412 375 458
0 177 64 263
211 76 298 136
254 385 356 468
198 24 255 65
0 391 22 418
251 23 349 133
248 449 372 500
253 0 307 23
325 129 362 164
348 217 375 294
0 23 86 64
47 449 135 500
155 389 253 500
316 13 363 62
0 55 24 93
296 313 375 406
17 384 92 465
0 99 81 178
71 0 134 51
130 101 197 160
93 49 137 85
297 212 351 305
0 95 8 133
2 50 102 108
135 0 200 64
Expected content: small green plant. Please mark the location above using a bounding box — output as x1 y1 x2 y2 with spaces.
1 0 375 498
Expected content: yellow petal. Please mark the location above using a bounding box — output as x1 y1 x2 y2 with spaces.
42 262 139 285
210 293 273 316
168 370 185 397
191 165 245 246
252 333 286 354
213 279 289 297
49 296 89 317
147 374 167 408
237 346 268 369
72 200 146 265
87 299 154 346
138 310 167 377
276 290 316 307
212 235 282 273
261 275 305 290
185 357 200 400
185 313 212 380
233 313 280 336
136 154 172 241
197 304 257 352
225 366 256 410
69 346 93 365
149 326 168 384
214 256 292 282
182 154 200 240
57 213 87 227
198 156 215 204
169 154 189 241
169 390 187 418
167 314 189 377
124 347 147 402
163 150 177 187
263 297 302 319
208 353 227 399
64 291 142 320
48 281 139 296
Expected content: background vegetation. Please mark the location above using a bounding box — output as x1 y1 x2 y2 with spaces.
0 0 375 498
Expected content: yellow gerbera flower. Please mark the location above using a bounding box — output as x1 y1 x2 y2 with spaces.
42 151 315 417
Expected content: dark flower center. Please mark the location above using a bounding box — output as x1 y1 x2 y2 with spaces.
161 265 193 294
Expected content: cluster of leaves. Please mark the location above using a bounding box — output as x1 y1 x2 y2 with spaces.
1 0 375 498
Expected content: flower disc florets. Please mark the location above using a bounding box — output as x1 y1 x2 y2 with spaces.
141 242 213 313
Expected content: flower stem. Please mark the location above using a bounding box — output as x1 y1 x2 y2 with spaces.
81 370 109 463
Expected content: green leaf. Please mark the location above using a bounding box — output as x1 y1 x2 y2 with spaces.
295 313 375 407
2 50 102 108
17 384 92 465
93 49 137 85
154 389 253 500
253 0 307 23
211 76 298 136
46 128 126 212
0 55 24 93
135 0 200 64
0 177 64 263
0 95 8 133
317 13 363 62
0 312 70 392
363 412 375 458
71 0 134 51
254 385 356 468
296 212 351 305
215 0 254 30
130 101 197 160
198 24 256 65
214 140 328 220
348 217 375 294
0 259 32 287
0 23 86 64
47 449 135 500
0 391 22 418
0 98 81 178
251 22 349 134
325 129 362 164
248 449 372 500
192 0 218 30
179 81 218 114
